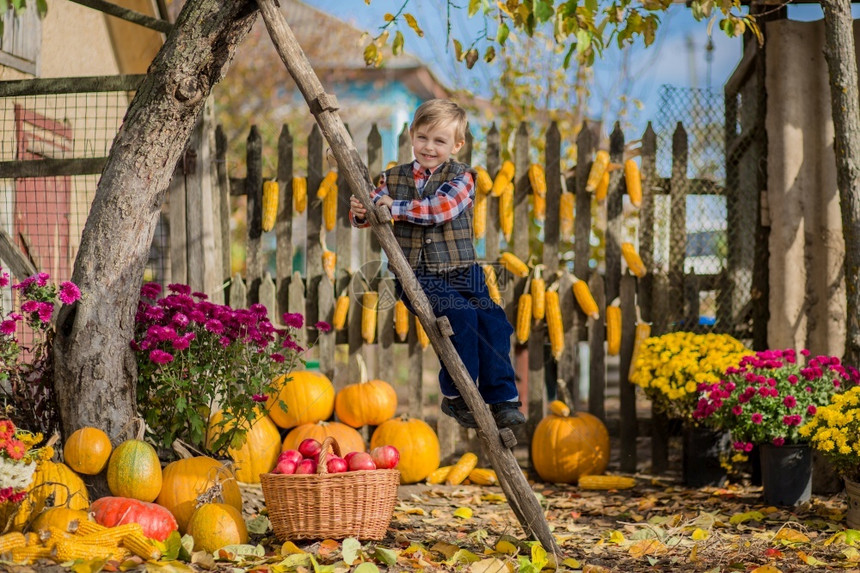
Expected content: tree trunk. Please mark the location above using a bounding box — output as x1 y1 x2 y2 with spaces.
52 0 258 441
821 0 860 365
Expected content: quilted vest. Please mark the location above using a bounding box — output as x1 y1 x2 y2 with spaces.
384 160 476 272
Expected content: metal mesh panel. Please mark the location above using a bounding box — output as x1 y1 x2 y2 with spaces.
652 85 752 336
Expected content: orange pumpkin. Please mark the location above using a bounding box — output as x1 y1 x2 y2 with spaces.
281 421 365 455
370 416 439 484
206 410 281 484
266 371 335 429
11 460 90 531
156 456 243 533
186 503 248 553
530 402 610 483
30 507 90 533
63 426 112 475
107 438 163 502
334 355 398 427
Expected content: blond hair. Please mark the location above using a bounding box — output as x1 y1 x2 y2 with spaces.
410 99 467 142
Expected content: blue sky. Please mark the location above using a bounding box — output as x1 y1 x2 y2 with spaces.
302 1 855 136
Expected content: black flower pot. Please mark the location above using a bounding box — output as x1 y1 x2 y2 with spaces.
682 425 731 488
760 443 812 506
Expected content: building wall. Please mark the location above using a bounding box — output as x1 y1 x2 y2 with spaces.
765 19 856 357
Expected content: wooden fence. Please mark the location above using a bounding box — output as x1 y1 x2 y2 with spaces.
165 115 752 470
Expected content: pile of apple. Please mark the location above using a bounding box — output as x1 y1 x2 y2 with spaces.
272 439 400 474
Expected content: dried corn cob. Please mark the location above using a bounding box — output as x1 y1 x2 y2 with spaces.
595 170 610 202
261 179 279 232
516 292 533 344
293 176 307 213
332 293 350 330
546 289 564 361
621 242 646 278
122 530 162 561
73 521 106 536
578 474 636 490
415 316 429 348
606 299 621 356
499 181 514 241
586 150 610 192
10 545 53 564
491 160 515 197
323 183 338 231
628 309 652 379
531 265 546 321
474 166 493 195
322 248 337 282
549 400 570 417
446 452 479 486
77 523 143 546
317 170 338 199
560 192 574 239
474 186 487 238
483 264 502 305
499 252 529 277
467 468 498 485
625 159 642 207
55 538 125 562
572 277 599 320
528 163 546 197
0 532 26 553
533 192 546 222
23 532 41 546
361 291 378 344
426 465 452 485
394 300 409 342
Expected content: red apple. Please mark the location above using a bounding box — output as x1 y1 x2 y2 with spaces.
344 451 360 464
295 458 317 474
370 445 400 470
298 438 322 459
278 449 303 465
347 452 377 471
326 456 348 473
274 459 297 475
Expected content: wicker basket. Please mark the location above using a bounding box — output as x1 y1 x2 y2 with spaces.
260 437 399 540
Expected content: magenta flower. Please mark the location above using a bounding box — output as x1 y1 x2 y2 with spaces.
271 353 286 363
744 442 754 452
204 319 225 334
282 312 304 328
140 282 162 299
58 281 81 304
219 336 231 348
751 412 763 424
0 270 8 288
149 349 174 364
252 394 269 402
807 405 817 416
37 302 53 323
249 303 268 317
20 300 38 313
783 395 797 408
192 291 208 300
168 283 192 295
172 313 190 328
0 320 17 335
172 337 191 351
315 321 332 333
772 436 785 447
35 272 50 287
732 405 743 416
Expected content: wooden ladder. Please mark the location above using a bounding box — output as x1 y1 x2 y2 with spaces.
257 0 561 558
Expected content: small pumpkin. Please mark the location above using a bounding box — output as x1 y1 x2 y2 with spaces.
30 507 90 533
63 426 112 475
90 496 178 541
10 459 90 531
186 502 248 553
266 370 335 429
370 415 439 484
106 434 163 503
282 421 365 456
531 401 610 483
206 410 281 484
334 355 398 427
156 453 243 533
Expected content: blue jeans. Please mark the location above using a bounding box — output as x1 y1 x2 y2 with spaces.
396 263 518 404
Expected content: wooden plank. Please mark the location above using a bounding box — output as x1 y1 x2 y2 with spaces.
306 124 325 344
484 124 501 262
588 271 606 422
317 276 336 381
334 124 355 384
168 162 187 286
668 123 688 329
245 126 264 304
0 157 108 178
0 227 37 279
685 271 700 328
229 272 247 309
259 273 276 322
276 125 294 318
511 122 531 443
557 272 578 406
639 124 657 326
377 278 396 385
0 74 145 97
605 122 625 306
202 102 223 303
215 126 232 286
618 274 637 473
289 271 307 348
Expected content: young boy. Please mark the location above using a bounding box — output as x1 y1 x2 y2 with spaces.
349 99 525 429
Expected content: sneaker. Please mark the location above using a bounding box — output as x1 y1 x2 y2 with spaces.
491 401 526 428
441 397 478 429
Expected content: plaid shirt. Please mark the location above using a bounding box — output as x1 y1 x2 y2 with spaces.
349 161 474 227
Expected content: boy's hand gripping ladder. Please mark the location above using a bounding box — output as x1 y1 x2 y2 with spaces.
257 0 560 558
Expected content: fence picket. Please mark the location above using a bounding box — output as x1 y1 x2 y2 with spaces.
306 124 325 345
229 272 247 309
245 126 263 304
669 123 689 328
275 125 293 318
619 273 638 472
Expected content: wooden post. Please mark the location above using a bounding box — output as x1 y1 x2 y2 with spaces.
669 123 688 330
168 160 187 285
619 274 637 472
215 126 232 288
485 124 501 262
306 124 324 345
588 271 606 422
257 3 561 555
512 122 531 442
276 125 294 319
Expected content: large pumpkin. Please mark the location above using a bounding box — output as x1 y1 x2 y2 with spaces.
106 438 163 502
370 416 439 484
90 496 178 541
282 421 365 455
186 503 248 553
531 402 610 483
11 460 90 531
30 507 90 533
156 456 243 533
334 356 398 427
206 410 281 484
63 427 112 475
266 371 335 428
